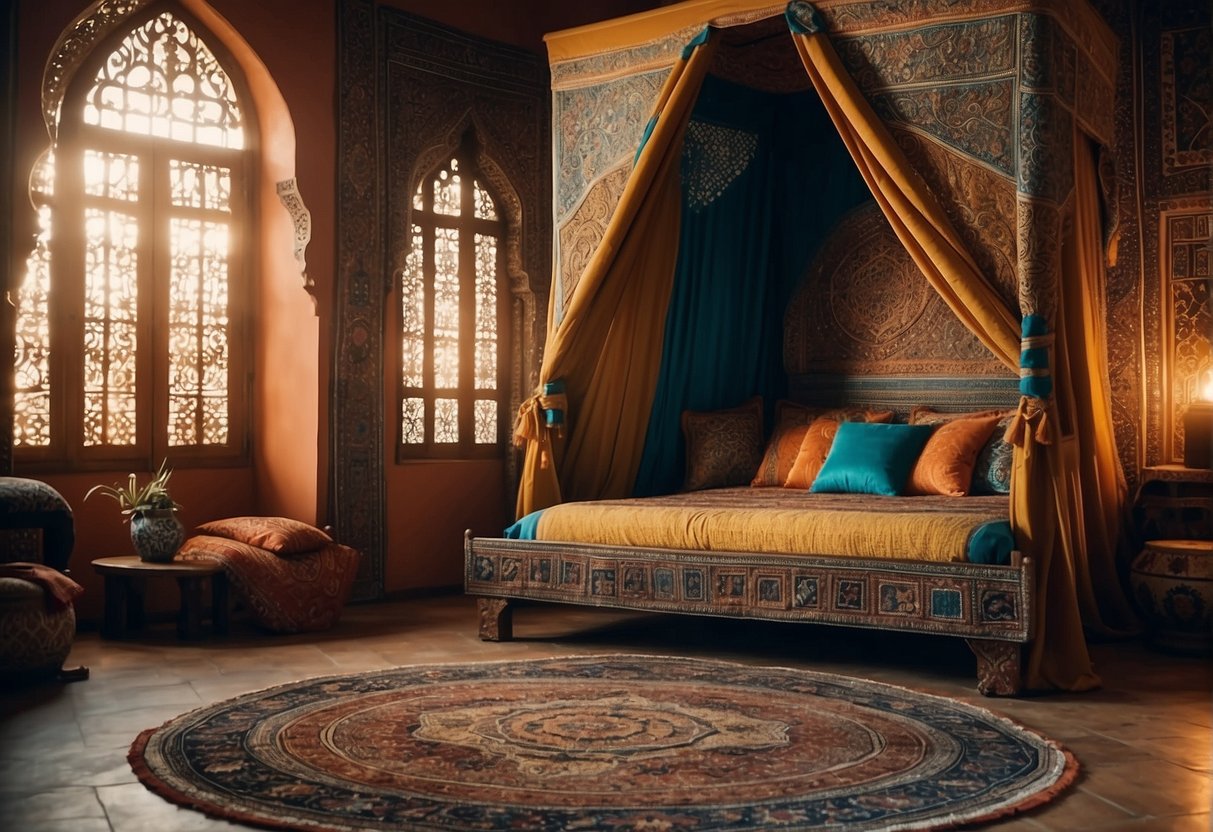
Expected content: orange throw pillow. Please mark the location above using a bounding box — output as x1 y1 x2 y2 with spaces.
783 417 843 489
753 405 895 488
906 415 1001 496
750 422 812 487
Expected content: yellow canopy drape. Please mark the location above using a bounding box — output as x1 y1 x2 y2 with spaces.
514 32 718 517
1058 136 1141 637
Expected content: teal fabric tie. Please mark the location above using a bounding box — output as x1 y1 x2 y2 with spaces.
543 379 565 426
635 115 658 164
680 26 711 59
785 1 825 35
1019 313 1053 399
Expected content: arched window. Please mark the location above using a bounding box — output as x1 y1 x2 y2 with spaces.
398 146 508 459
14 5 251 469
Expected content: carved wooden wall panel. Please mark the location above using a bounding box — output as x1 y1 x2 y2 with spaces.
785 201 1011 380
335 0 548 598
1095 0 1212 476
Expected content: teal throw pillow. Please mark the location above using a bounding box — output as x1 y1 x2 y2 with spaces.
972 416 1014 494
810 422 935 496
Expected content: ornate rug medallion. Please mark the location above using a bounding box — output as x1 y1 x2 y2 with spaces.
130 655 1076 831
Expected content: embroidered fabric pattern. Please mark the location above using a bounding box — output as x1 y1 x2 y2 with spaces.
682 120 758 211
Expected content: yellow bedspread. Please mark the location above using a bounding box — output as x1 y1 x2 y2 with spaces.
532 488 1012 563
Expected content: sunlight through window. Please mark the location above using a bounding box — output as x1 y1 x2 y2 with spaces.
400 156 505 455
14 9 249 464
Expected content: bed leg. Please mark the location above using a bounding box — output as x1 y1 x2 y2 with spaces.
966 639 1023 696
478 597 513 641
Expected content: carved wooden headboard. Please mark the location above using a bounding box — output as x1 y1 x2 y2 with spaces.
785 201 1019 416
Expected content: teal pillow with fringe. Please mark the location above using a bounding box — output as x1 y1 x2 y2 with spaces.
810 422 934 496
973 416 1014 494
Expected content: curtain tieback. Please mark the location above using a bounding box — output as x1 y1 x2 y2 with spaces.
513 383 568 468
1006 396 1052 447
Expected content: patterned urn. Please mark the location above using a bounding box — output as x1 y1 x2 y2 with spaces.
130 509 185 563
1130 539 1213 656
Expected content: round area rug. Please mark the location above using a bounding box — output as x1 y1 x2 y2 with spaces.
130 655 1076 831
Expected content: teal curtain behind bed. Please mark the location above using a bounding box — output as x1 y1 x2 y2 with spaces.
633 76 872 497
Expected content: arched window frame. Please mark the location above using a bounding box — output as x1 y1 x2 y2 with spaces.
396 136 510 461
15 1 255 472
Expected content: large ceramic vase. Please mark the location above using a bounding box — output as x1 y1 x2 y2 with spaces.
130 508 185 563
1130 539 1213 656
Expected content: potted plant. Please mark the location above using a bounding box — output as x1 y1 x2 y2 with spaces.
85 459 184 562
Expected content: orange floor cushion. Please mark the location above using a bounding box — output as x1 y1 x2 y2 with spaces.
177 518 360 633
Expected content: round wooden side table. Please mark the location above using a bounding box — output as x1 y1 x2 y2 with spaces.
91 556 228 640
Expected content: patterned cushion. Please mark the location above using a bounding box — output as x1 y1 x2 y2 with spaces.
906 415 1001 497
810 422 934 496
750 422 812 488
178 536 360 633
752 404 894 488
910 407 1015 495
783 417 843 490
682 397 765 492
0 576 75 679
196 516 333 555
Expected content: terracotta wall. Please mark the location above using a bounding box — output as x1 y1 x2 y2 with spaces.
8 0 335 621
191 0 333 522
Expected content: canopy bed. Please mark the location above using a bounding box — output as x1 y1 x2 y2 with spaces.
465 0 1139 694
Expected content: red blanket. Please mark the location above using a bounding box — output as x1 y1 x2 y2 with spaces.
0 562 84 609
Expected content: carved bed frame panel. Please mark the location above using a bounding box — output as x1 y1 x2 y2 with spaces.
466 536 1033 696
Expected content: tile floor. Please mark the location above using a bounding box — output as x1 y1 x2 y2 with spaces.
1 595 1209 831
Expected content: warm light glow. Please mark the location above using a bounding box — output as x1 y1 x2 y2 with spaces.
400 156 503 448
83 12 244 149
1200 370 1213 403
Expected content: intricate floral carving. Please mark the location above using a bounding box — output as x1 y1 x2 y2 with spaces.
1017 91 1074 205
557 163 631 319
1015 196 1061 322
549 27 697 90
832 17 1016 91
41 0 155 138
785 202 1008 377
873 81 1014 176
891 130 1018 310
275 178 313 298
1161 26 1213 176
554 72 666 220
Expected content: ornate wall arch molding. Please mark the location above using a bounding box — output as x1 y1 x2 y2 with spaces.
41 0 157 139
395 114 541 500
335 0 548 598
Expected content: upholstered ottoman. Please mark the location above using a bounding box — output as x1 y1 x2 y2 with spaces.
0 575 76 680
177 517 360 633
